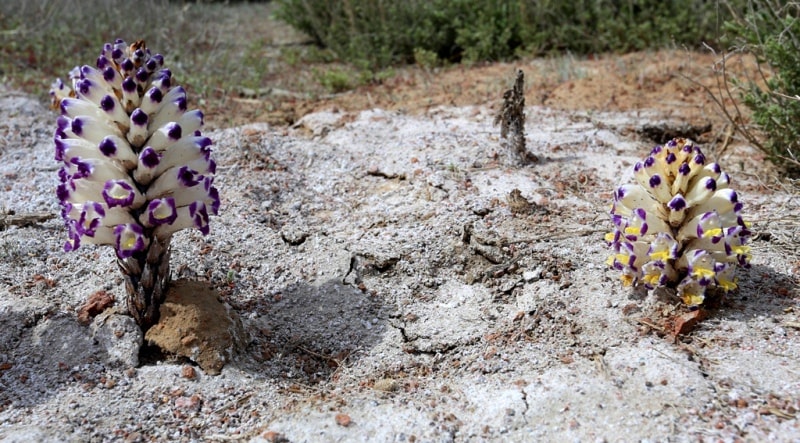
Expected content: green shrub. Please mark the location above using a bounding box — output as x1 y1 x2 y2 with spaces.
274 0 745 69
314 67 354 93
721 0 800 172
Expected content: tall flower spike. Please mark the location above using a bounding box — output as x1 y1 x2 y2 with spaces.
605 138 751 307
51 39 219 329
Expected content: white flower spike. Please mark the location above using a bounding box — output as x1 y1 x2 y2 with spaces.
51 39 220 328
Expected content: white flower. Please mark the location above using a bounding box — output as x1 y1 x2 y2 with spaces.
51 39 219 259
51 39 220 328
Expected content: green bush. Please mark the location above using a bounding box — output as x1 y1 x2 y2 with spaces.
274 0 745 69
721 0 800 171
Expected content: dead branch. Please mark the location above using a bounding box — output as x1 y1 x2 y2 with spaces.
0 212 55 230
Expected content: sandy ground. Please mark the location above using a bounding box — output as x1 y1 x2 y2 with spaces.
1 77 800 442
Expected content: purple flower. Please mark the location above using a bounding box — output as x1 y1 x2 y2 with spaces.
114 223 148 258
102 179 138 208
144 197 178 226
76 201 106 236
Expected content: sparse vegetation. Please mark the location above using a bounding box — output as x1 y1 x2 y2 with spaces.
1 0 205 88
314 67 354 93
713 0 800 172
0 0 393 114
0 1 313 102
0 0 749 102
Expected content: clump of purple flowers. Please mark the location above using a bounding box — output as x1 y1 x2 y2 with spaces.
51 39 219 328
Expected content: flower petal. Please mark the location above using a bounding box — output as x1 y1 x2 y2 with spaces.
114 223 149 258
153 201 210 240
140 197 178 227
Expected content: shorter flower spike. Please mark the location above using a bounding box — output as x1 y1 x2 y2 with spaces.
606 138 751 307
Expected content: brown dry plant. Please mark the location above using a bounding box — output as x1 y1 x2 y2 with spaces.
495 69 536 164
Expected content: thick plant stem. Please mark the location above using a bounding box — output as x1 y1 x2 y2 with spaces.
495 69 535 164
118 237 171 330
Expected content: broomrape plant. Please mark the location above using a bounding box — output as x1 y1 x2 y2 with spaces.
606 138 752 307
51 39 219 328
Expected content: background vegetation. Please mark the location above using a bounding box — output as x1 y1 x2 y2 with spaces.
1 0 798 171
1 0 746 95
275 0 743 68
0 0 247 96
717 0 800 171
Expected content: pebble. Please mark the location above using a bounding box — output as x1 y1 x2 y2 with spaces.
335 413 352 427
523 268 542 282
374 378 399 392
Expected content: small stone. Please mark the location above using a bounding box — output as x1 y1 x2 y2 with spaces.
499 278 520 292
92 312 143 368
736 398 748 408
471 203 491 216
523 269 542 282
77 290 115 325
181 365 196 380
260 431 289 443
427 172 446 188
374 378 399 392
465 272 477 285
335 413 352 427
280 225 309 245
671 309 708 336
174 394 201 411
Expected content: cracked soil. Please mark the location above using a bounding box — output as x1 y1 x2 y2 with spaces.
1 46 800 442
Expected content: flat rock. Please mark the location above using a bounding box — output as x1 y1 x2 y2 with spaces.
91 311 143 368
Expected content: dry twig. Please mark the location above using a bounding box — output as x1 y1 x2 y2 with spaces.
0 211 55 230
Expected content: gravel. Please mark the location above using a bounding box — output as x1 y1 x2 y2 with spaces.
1 86 799 441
